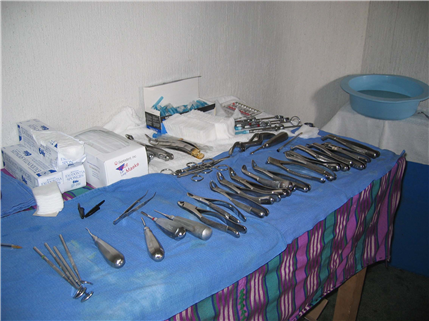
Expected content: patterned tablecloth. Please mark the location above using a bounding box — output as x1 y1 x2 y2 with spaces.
1 131 404 320
168 156 405 320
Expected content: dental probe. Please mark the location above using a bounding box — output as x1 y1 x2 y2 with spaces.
141 218 165 262
154 210 213 241
141 211 186 240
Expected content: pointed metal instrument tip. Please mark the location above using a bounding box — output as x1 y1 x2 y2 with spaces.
154 210 171 219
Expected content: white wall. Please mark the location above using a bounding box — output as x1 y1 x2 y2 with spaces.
2 1 427 150
1 1 368 148
361 1 428 112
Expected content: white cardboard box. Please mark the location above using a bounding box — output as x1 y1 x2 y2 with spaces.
17 119 85 170
143 76 215 131
2 144 86 193
73 127 148 188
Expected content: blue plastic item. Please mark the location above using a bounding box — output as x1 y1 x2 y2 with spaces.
341 74 429 120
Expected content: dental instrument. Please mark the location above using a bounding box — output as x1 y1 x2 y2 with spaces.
86 228 125 268
141 217 165 261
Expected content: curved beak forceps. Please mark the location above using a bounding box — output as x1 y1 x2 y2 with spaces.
187 192 247 223
177 201 243 238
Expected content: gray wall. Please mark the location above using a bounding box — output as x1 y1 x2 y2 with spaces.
361 1 428 103
2 1 427 149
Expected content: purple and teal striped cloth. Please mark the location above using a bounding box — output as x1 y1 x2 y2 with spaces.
168 155 406 321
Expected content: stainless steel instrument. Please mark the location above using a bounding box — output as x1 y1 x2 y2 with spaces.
187 192 247 223
322 142 371 164
209 181 269 218
146 135 204 159
277 132 303 152
285 149 342 172
228 167 290 197
321 134 380 158
250 132 289 154
155 210 213 241
33 246 92 302
250 160 311 192
125 134 174 162
113 192 155 225
141 211 187 240
267 157 335 182
86 228 125 268
228 133 276 156
141 217 165 261
173 156 230 178
241 164 293 190
217 172 279 204
178 201 241 238
59 234 92 285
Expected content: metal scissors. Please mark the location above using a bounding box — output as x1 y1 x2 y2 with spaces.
177 201 243 238
113 191 156 225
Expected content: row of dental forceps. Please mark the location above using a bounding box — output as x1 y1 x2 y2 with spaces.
250 133 381 185
279 134 380 177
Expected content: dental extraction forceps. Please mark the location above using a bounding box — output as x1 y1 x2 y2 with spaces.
307 143 352 171
177 201 241 238
267 157 336 182
209 181 269 218
216 172 280 204
250 160 311 192
241 164 293 190
321 142 372 164
125 134 174 162
113 191 156 225
146 135 204 159
228 167 291 198
285 149 343 172
321 134 380 159
187 192 247 223
307 143 366 170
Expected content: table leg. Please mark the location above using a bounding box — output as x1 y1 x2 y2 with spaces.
333 267 367 321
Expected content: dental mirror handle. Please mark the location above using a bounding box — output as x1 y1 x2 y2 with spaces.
86 228 125 268
141 218 165 261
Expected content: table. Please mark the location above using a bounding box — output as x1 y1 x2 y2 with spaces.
1 130 404 320
323 102 428 277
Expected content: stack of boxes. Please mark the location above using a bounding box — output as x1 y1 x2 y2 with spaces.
2 119 87 193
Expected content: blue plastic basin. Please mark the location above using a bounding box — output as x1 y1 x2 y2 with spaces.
341 74 429 120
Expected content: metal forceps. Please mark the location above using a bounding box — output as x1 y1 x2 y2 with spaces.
177 201 241 238
187 192 247 224
113 191 156 225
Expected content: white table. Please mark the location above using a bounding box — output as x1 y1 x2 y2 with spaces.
322 102 429 165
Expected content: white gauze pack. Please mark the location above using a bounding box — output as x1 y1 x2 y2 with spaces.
163 110 235 144
17 119 86 171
